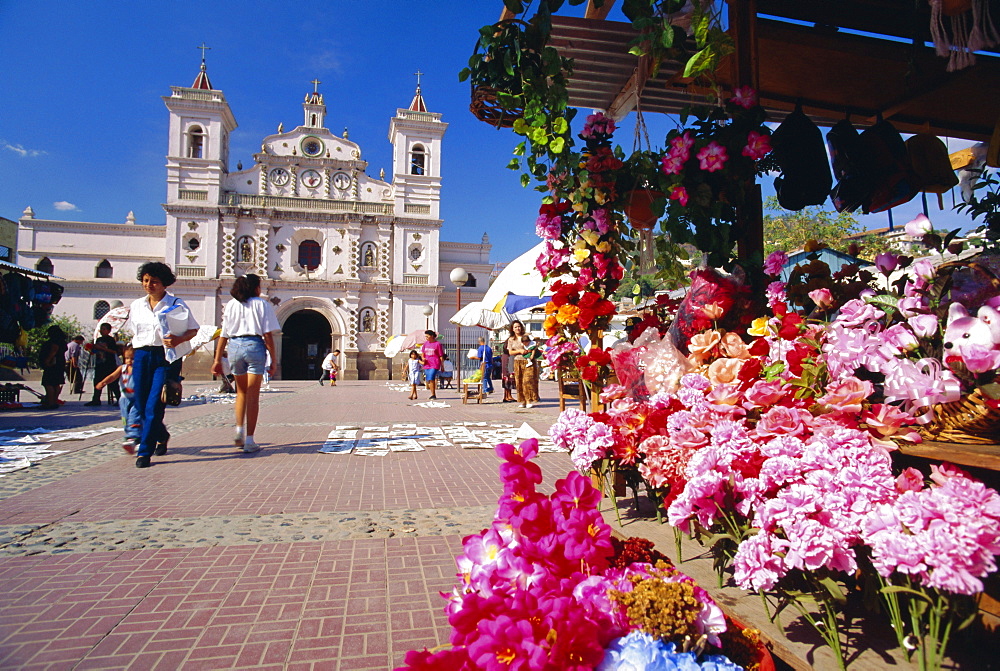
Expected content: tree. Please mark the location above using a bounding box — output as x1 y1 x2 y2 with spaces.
763 197 862 255
25 313 84 368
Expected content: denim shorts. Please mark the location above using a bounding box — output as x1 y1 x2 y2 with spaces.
228 337 266 375
424 367 438 381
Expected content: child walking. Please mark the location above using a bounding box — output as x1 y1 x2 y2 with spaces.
407 350 422 400
96 345 140 454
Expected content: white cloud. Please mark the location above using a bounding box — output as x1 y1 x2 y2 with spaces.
2 141 45 158
309 48 343 74
53 201 80 211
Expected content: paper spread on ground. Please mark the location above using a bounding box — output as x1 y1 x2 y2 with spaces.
318 421 564 456
0 426 123 476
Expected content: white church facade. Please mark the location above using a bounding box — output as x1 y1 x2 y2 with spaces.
17 61 492 380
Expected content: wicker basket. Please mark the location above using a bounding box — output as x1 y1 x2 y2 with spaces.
469 86 523 128
917 389 1000 444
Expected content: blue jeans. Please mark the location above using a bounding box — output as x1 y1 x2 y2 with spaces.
482 366 494 394
228 337 266 375
132 347 175 458
119 394 141 442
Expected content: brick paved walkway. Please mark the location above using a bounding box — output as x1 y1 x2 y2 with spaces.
0 380 573 669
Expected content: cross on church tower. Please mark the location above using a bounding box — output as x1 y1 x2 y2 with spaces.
192 43 213 89
414 70 423 88
311 78 321 94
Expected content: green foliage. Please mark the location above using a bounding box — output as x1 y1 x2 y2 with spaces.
955 168 1000 253
762 197 863 256
25 313 84 367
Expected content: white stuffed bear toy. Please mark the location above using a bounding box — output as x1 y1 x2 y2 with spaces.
943 303 1000 374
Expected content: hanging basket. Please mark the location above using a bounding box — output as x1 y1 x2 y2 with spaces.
917 388 1000 444
623 188 663 230
470 85 524 128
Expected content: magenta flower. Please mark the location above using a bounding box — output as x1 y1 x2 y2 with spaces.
730 86 757 109
742 130 771 160
670 131 695 156
697 141 728 172
467 615 546 670
581 111 616 139
660 153 686 176
960 343 1000 374
763 251 788 276
874 252 899 275
668 185 689 207
904 213 932 238
907 313 939 338
534 213 563 240
808 287 834 309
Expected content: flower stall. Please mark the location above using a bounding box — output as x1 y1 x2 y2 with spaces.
402 1 1000 669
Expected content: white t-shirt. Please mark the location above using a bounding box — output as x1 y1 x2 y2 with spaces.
220 297 280 338
125 293 200 348
442 360 455 374
321 353 337 370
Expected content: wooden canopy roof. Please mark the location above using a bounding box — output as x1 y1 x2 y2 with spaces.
535 0 1000 141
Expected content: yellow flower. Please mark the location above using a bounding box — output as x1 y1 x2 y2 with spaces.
596 241 611 253
556 304 580 325
580 230 600 246
573 247 591 263
748 317 769 337
544 313 560 335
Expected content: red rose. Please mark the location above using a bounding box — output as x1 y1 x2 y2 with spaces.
777 312 804 340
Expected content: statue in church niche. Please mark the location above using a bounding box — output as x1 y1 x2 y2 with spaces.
363 245 375 267
239 237 253 263
362 311 374 332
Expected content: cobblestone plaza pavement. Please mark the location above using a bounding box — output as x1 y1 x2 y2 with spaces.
0 379 572 670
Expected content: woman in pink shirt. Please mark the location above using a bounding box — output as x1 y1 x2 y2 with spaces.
419 330 445 400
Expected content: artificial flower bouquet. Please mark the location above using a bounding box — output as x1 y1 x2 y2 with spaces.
398 439 773 671
547 270 1000 669
819 215 1000 443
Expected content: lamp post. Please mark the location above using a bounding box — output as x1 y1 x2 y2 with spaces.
450 267 468 379
422 304 434 329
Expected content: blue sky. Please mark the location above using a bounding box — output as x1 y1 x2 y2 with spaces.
0 1 981 267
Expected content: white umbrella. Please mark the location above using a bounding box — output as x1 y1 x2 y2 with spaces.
383 330 427 358
449 242 554 331
451 302 516 330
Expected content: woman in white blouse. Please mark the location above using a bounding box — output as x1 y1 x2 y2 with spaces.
125 262 200 469
211 274 279 454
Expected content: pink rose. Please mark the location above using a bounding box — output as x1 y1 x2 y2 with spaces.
808 287 834 310
911 258 935 282
960 343 1000 374
818 376 873 414
904 213 932 238
895 467 924 493
907 314 939 338
756 406 810 438
745 379 787 408
874 252 899 275
671 425 709 450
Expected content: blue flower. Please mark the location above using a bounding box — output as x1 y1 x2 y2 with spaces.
598 633 744 671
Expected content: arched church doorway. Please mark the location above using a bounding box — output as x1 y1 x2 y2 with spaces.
281 309 332 380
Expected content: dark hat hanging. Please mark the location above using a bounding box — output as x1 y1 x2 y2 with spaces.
770 104 833 211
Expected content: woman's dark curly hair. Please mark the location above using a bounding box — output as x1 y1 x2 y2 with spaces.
230 274 261 303
137 261 176 287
